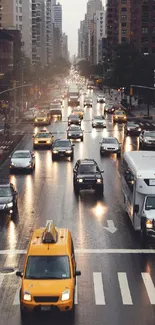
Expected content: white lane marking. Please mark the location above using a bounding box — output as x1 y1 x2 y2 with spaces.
103 220 117 234
152 123 155 126
118 272 133 305
13 286 20 305
142 273 155 304
117 170 121 178
0 274 4 286
146 123 150 126
74 278 78 304
45 219 53 226
1 249 155 255
139 123 143 126
93 272 106 305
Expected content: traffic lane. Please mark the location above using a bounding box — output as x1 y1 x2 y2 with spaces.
1 253 155 325
0 126 143 253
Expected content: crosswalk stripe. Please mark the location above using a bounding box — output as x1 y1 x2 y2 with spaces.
13 286 20 305
152 123 155 126
74 279 78 304
142 273 155 304
93 272 106 305
146 123 150 126
139 123 143 126
118 273 133 305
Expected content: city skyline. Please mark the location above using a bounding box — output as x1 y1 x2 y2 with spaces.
60 0 106 56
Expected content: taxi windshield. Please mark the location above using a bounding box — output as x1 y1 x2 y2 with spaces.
25 255 71 279
36 133 50 138
145 197 155 210
115 111 125 115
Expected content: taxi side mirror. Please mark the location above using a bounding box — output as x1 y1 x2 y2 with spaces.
75 270 81 277
16 271 23 278
134 204 139 213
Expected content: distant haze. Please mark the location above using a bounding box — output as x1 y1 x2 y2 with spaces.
60 0 106 56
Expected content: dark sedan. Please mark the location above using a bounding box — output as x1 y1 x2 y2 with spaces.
139 130 155 149
67 125 84 141
52 139 74 161
125 121 142 136
68 114 81 126
0 183 18 218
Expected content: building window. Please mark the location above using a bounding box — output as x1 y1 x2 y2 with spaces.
121 15 127 20
19 7 22 13
19 16 22 21
121 0 127 3
153 27 155 33
121 8 127 12
19 0 22 4
16 15 18 21
19 25 22 31
142 27 148 33
121 30 127 34
121 37 127 43
16 6 18 12
121 22 127 27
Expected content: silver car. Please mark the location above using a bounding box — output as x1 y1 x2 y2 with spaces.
100 137 121 157
92 116 106 128
10 150 35 172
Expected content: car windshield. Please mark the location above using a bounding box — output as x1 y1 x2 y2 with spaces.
55 141 70 147
36 133 50 138
94 116 104 120
69 115 78 119
102 138 118 144
128 122 138 127
145 132 155 137
115 111 125 115
69 126 81 131
78 164 97 174
145 197 155 210
25 255 71 280
50 104 61 108
0 187 12 197
12 152 30 158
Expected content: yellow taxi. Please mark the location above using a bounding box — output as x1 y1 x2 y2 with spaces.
34 111 51 126
72 107 84 119
113 109 127 123
33 130 54 149
16 221 81 318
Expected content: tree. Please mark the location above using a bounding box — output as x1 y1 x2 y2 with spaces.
77 60 91 78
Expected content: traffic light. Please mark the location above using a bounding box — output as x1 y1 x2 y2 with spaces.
130 87 133 96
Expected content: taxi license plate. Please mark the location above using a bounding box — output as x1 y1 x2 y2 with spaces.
41 306 51 311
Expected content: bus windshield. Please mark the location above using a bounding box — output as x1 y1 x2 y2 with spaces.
145 197 155 210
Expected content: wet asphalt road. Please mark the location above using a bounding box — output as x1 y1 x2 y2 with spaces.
0 89 155 325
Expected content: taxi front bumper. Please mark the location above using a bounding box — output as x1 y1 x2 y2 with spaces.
21 298 73 313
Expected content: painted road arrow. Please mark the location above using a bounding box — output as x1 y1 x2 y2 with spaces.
103 220 117 234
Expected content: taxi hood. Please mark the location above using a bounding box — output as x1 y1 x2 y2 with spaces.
22 278 72 296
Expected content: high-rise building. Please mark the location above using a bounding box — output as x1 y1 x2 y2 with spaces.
130 0 155 55
62 33 69 61
0 0 32 61
118 0 131 45
93 9 106 64
106 0 118 59
52 2 62 58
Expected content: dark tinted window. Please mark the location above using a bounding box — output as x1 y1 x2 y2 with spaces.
78 164 97 174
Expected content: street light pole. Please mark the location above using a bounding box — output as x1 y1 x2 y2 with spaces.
13 80 17 122
21 66 24 112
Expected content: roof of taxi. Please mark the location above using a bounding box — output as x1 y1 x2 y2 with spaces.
28 227 70 256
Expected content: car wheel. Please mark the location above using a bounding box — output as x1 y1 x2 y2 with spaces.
96 186 103 196
33 145 37 150
81 137 83 142
117 152 121 158
141 229 148 248
52 154 56 161
92 125 94 128
74 185 79 195
70 154 74 161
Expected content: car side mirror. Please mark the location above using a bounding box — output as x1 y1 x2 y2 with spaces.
9 155 11 158
14 191 18 195
16 271 23 278
100 170 104 173
75 270 81 277
134 204 139 213
72 144 75 147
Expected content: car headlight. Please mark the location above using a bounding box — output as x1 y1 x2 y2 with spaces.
144 139 149 142
61 289 70 301
11 161 15 166
35 119 38 122
23 291 32 302
146 219 153 229
96 179 102 183
53 150 58 153
7 202 13 208
66 150 72 153
80 133 83 136
78 179 83 183
46 140 51 144
138 128 141 131
34 140 38 144
68 120 71 122
124 116 127 119
68 133 71 136
43 119 46 122
127 128 130 131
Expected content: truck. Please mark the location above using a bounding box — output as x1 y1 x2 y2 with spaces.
68 84 80 106
121 151 155 246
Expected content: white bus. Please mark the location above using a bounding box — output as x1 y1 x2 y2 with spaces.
121 151 155 245
68 84 80 106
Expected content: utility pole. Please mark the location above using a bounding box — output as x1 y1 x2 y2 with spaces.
13 80 17 122
21 66 24 112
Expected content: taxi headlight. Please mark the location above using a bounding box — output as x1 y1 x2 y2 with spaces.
34 140 38 144
46 140 51 144
7 202 13 208
138 128 141 131
61 289 70 301
35 118 38 122
78 179 83 183
53 150 58 153
146 219 153 229
124 116 127 119
23 292 32 301
68 133 71 136
66 150 72 153
96 179 102 183
43 119 46 121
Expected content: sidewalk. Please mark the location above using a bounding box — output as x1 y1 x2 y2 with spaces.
128 104 155 121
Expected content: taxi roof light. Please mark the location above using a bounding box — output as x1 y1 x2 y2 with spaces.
42 221 57 244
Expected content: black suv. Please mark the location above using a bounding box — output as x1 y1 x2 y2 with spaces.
68 114 81 126
0 183 18 217
73 159 104 195
52 139 74 161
